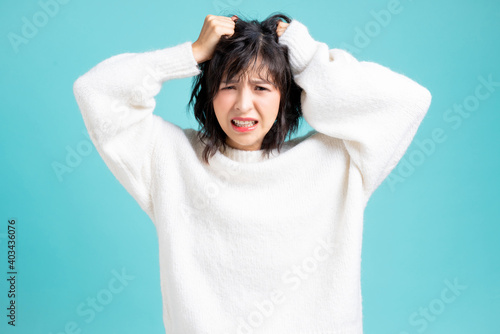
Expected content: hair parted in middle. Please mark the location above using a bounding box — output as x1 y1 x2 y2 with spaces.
187 12 304 165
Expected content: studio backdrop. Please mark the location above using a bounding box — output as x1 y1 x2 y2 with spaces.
0 0 499 333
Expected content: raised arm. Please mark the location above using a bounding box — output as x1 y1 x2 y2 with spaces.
72 42 201 220
72 15 238 221
278 19 432 200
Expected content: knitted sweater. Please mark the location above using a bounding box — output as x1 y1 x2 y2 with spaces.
73 19 432 334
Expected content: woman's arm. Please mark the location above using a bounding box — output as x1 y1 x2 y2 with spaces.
73 42 201 220
278 19 432 200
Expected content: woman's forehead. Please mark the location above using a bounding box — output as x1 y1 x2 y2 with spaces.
222 66 275 84
223 73 273 83
222 54 275 78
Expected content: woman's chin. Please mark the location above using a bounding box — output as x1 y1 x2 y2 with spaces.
226 137 263 151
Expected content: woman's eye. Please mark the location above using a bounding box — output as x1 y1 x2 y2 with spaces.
220 86 269 91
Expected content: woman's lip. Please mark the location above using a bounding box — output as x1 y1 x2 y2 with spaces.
231 120 258 132
232 117 258 121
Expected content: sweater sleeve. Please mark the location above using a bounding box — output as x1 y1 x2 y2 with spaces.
278 20 432 200
73 41 201 221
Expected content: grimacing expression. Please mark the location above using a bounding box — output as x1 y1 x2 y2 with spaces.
212 59 281 151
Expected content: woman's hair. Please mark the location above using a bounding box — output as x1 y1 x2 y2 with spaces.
187 12 303 165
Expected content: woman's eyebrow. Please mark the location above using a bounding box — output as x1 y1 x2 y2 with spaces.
251 79 274 85
223 78 276 86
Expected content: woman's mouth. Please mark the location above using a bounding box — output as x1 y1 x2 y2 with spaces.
231 119 258 132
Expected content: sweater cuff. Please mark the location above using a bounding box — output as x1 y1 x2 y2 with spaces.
146 41 201 83
278 19 320 75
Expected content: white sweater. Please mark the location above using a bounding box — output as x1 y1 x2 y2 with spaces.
73 19 431 334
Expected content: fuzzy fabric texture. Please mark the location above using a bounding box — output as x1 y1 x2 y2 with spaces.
73 19 432 334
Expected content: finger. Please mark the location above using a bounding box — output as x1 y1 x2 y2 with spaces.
214 15 237 24
277 21 289 29
212 16 236 30
216 19 236 35
212 25 235 39
205 15 232 29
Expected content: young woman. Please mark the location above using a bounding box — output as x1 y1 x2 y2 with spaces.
73 12 432 334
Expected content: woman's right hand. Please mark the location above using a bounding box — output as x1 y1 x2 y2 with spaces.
192 14 238 64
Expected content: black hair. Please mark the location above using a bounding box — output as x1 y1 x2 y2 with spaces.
187 12 303 164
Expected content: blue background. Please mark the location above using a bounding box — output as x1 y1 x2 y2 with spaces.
1 0 499 333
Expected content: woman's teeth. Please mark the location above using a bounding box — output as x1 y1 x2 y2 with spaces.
232 120 257 127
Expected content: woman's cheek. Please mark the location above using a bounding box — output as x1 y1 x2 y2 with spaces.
217 92 234 109
213 93 231 112
259 93 281 112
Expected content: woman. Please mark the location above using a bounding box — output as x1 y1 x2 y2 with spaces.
189 14 303 162
73 12 431 334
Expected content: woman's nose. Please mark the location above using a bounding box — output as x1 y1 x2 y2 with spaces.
235 86 254 112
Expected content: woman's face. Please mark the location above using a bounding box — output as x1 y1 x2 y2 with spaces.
212 60 281 151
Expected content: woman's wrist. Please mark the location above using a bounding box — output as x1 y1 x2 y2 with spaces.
191 42 205 64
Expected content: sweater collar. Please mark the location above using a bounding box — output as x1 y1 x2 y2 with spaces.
218 145 280 163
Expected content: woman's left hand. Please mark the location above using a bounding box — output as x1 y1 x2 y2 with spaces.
276 21 290 37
